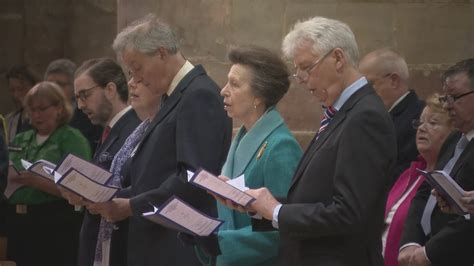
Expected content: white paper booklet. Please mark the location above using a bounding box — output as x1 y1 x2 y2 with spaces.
56 168 118 203
142 196 223 236
55 153 112 184
189 169 254 207
418 169 471 214
21 158 56 181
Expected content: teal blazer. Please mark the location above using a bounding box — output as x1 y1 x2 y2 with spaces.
214 108 302 266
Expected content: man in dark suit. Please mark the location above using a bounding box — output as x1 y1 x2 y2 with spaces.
62 58 140 266
86 15 232 266
399 58 474 266
359 48 425 185
45 59 103 153
236 17 397 265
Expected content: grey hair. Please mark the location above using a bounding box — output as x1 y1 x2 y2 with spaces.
112 14 179 57
282 16 360 67
44 58 77 82
364 48 409 81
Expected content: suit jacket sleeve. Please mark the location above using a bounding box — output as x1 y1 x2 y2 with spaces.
129 87 230 215
425 153 474 264
279 108 396 238
399 181 431 247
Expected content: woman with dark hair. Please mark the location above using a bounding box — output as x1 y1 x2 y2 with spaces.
6 81 91 266
200 45 302 266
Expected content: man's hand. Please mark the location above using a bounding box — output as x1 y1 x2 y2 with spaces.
245 187 280 220
85 198 132 222
432 189 456 214
398 245 418 266
409 247 431 266
461 190 474 214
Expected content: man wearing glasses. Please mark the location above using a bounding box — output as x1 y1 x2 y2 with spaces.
45 58 103 153
399 58 474 266
359 48 425 186
231 16 397 265
67 58 140 266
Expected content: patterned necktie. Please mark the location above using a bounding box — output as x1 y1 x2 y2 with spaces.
421 135 469 235
94 119 151 265
316 106 337 140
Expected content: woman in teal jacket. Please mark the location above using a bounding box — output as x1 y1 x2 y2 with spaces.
6 81 91 266
199 45 302 266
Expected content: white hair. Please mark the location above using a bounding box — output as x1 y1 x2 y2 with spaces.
282 16 360 67
364 48 409 81
112 14 179 57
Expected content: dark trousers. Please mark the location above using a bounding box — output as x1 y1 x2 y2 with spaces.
5 200 83 266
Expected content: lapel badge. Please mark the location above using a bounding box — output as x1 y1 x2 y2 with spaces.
257 142 268 160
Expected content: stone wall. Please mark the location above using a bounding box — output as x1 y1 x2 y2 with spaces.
0 0 117 116
1 0 473 148
116 0 474 148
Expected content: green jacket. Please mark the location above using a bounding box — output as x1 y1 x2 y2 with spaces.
8 125 92 204
208 108 302 266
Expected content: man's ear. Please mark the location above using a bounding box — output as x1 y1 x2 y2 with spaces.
104 82 118 100
333 48 346 71
388 73 401 89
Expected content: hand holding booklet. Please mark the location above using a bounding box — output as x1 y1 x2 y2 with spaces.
52 153 118 202
54 153 112 184
188 169 255 207
417 169 472 215
21 158 56 181
56 168 118 203
142 196 223 236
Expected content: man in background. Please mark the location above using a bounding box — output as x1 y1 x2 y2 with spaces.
45 58 102 152
359 48 424 185
3 65 38 143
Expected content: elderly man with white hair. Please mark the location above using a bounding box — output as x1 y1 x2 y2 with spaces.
85 14 232 266
224 16 397 266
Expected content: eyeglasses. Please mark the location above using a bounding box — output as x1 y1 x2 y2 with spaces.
438 91 474 105
412 119 442 130
75 85 101 101
292 49 333 83
27 105 54 114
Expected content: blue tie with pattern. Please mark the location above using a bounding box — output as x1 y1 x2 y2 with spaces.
316 106 337 140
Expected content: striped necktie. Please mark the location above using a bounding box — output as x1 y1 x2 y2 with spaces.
316 106 337 140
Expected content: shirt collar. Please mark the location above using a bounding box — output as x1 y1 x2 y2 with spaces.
388 91 411 112
108 105 132 128
332 76 368 111
167 60 194 96
466 129 474 141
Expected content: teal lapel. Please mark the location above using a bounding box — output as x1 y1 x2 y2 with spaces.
223 108 284 178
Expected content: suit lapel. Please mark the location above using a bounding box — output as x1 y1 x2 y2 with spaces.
133 65 206 156
288 85 372 190
230 108 283 177
390 90 415 117
93 109 135 162
450 138 473 178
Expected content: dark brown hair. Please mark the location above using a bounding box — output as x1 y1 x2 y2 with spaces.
228 45 290 108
